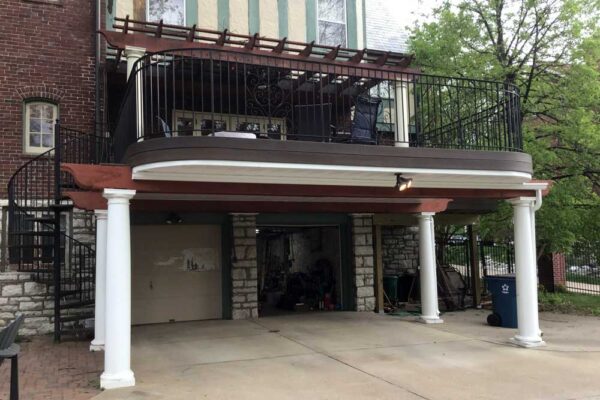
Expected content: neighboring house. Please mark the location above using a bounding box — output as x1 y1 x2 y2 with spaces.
0 0 549 391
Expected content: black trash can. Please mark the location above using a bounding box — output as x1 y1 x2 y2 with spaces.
383 275 399 303
484 275 518 328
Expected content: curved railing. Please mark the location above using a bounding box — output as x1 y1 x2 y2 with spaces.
7 123 112 341
112 48 522 161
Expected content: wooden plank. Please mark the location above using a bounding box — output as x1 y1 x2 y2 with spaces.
468 224 482 307
374 224 384 313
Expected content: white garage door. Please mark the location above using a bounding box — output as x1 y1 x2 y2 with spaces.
131 224 222 325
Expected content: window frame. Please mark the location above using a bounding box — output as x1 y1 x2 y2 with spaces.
23 100 58 155
146 0 187 26
316 0 348 47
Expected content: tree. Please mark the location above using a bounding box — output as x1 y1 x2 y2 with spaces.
410 0 600 253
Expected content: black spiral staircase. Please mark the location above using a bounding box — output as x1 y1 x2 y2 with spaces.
7 122 112 341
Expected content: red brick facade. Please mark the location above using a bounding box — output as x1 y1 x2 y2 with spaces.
552 252 567 287
0 0 97 198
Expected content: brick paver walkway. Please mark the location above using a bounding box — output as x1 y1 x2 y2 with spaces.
0 336 102 400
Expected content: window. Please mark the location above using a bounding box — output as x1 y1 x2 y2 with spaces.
147 0 186 26
317 0 347 47
24 101 57 154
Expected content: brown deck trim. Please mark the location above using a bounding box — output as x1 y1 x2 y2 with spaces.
124 137 533 175
61 163 542 200
63 190 451 213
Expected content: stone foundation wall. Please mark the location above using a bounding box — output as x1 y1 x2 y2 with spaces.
0 272 53 335
231 214 259 319
381 226 419 276
72 209 96 247
351 214 375 312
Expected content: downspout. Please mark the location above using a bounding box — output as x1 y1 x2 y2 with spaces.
95 0 101 135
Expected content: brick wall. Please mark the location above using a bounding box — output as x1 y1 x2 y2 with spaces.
231 214 259 319
381 226 419 276
351 214 375 312
0 0 97 199
552 253 567 287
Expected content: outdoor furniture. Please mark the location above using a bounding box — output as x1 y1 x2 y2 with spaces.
331 96 381 145
156 116 172 137
0 314 24 400
207 131 257 139
294 103 332 141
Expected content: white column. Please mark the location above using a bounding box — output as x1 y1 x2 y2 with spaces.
90 210 107 352
509 197 545 348
394 81 411 147
125 46 146 141
418 212 443 323
100 189 136 389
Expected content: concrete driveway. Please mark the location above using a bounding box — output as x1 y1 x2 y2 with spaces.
94 310 600 400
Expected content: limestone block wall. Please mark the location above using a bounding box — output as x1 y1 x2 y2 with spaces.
381 226 419 276
351 214 376 312
0 272 53 335
231 214 259 319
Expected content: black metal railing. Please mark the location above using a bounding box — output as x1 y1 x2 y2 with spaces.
112 48 522 161
437 238 516 303
7 122 112 341
565 245 600 295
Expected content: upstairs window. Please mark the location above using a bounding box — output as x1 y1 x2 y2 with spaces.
317 0 347 47
24 101 57 154
147 0 186 26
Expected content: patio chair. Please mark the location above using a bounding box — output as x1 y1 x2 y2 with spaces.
156 116 172 138
331 96 381 145
0 314 24 400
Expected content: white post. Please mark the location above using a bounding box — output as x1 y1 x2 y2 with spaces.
394 81 411 147
418 212 443 323
101 189 136 389
90 210 107 352
125 46 146 141
509 197 545 348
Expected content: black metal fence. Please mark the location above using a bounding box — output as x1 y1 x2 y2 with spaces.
437 239 515 301
112 48 522 161
565 246 600 295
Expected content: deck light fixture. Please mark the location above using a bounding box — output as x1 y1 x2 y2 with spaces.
395 174 413 192
165 212 183 224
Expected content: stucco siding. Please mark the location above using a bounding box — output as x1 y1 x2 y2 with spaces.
229 0 249 34
287 0 306 42
259 0 279 37
198 0 219 29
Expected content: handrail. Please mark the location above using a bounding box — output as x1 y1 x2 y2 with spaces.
113 47 522 159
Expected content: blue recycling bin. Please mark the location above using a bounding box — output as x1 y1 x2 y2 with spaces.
484 275 518 328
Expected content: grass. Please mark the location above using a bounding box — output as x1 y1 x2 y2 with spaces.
538 289 600 316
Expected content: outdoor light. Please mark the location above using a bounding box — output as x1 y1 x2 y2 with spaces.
395 174 413 192
165 212 183 224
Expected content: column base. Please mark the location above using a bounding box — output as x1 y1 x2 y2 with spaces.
100 370 136 390
510 335 546 348
418 315 444 324
89 341 104 352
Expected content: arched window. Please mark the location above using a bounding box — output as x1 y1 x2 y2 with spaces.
24 101 58 154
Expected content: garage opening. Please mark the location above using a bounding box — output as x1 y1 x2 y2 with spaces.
257 226 343 316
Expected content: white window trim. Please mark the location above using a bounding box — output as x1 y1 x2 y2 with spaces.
24 101 58 155
146 0 187 26
316 0 348 47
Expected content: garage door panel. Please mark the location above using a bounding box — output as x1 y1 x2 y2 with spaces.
132 225 222 325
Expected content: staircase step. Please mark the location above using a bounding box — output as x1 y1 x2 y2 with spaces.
60 300 94 310
49 204 74 212
60 312 94 323
11 231 55 236
24 216 56 224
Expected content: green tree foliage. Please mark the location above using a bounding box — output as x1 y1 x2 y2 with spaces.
410 0 600 253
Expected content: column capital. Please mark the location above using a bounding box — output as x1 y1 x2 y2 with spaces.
94 209 108 219
507 197 536 206
417 212 436 218
103 188 136 202
124 46 146 59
